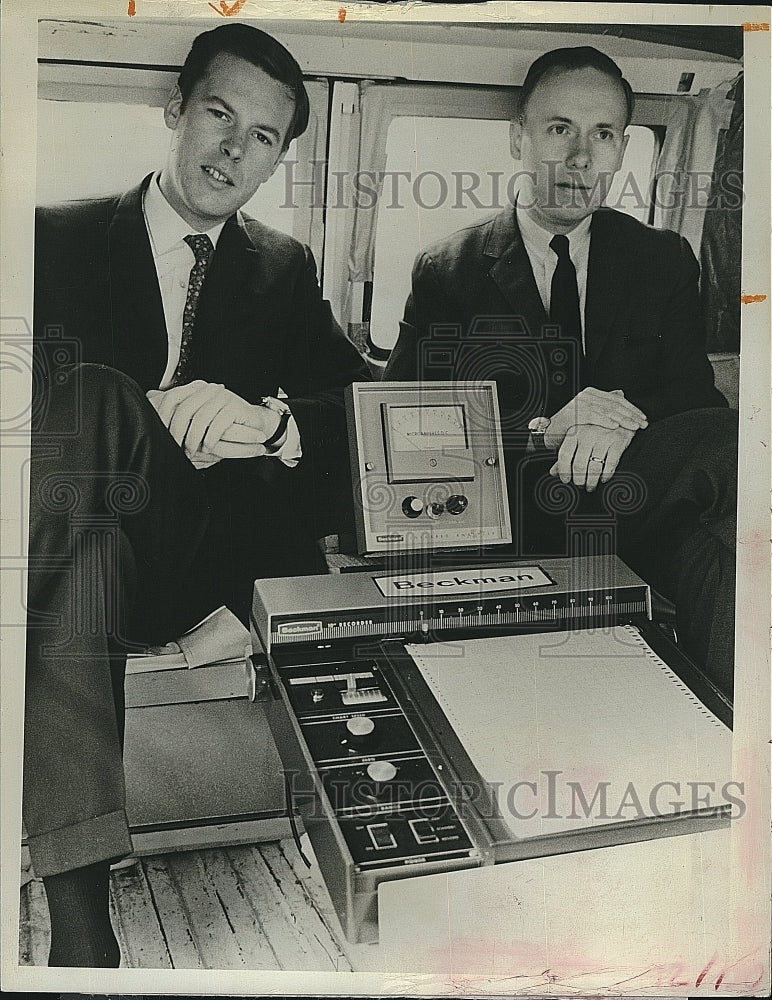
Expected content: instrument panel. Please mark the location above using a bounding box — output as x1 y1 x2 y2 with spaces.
346 382 511 554
252 556 732 944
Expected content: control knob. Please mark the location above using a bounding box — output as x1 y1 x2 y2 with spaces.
402 496 424 518
446 494 469 516
366 760 397 783
345 715 377 750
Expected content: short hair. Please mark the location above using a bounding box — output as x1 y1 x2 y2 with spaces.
518 46 634 128
177 23 310 150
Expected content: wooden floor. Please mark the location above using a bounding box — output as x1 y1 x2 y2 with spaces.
19 839 357 970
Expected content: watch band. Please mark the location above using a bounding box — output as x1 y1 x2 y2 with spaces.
528 415 551 450
259 396 292 449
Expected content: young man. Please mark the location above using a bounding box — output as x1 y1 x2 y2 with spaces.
28 23 368 966
35 23 369 628
385 47 737 698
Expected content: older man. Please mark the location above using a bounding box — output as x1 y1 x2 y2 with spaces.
385 46 737 700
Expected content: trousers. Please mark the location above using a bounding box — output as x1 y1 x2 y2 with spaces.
24 364 325 876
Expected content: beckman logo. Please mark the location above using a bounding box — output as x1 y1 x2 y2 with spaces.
277 620 323 635
373 565 553 598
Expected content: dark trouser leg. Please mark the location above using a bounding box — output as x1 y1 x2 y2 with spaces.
25 363 210 879
197 456 328 626
614 408 737 696
26 363 211 966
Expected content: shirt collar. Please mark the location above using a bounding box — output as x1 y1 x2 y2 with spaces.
143 171 228 257
516 198 593 263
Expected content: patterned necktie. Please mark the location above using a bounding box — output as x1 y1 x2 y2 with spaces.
548 233 585 409
170 233 215 388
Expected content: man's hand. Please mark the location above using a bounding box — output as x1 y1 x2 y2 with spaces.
544 388 648 450
146 382 283 464
549 424 636 492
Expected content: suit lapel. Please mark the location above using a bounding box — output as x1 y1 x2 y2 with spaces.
107 176 168 389
486 207 631 377
585 210 627 371
199 212 261 317
486 209 549 339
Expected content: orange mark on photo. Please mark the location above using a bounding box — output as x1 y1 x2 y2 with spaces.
338 8 347 21
208 0 247 15
127 0 136 14
742 21 769 30
741 293 767 304
695 955 716 988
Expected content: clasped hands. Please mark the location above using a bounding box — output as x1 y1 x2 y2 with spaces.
146 380 284 469
543 387 648 492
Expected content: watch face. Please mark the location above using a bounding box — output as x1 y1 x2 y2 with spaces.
528 417 550 434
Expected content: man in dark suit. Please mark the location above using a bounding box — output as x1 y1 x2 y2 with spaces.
27 23 368 966
385 47 737 701
34 25 369 628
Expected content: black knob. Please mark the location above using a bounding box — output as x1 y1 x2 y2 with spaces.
446 494 469 516
427 502 444 519
402 496 424 518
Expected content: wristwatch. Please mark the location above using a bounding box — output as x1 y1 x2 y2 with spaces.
527 415 551 450
259 396 292 450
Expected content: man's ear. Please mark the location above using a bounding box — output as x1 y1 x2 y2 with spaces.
618 130 630 166
164 85 184 131
510 119 524 161
609 130 630 177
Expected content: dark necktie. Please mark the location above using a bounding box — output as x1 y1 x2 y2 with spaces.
170 233 215 388
549 233 585 407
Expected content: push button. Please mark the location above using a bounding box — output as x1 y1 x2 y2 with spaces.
367 823 397 850
409 818 439 844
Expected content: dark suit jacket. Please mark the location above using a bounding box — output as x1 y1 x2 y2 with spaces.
34 174 370 537
384 207 726 428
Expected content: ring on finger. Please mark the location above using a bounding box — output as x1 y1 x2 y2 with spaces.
588 456 605 465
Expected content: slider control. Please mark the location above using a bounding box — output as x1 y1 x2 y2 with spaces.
341 686 387 706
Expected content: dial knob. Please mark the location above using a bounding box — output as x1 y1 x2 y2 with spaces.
366 760 397 783
426 501 444 519
402 496 424 518
345 716 377 749
446 494 469 516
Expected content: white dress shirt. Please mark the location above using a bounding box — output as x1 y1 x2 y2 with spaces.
143 173 301 464
516 199 593 351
